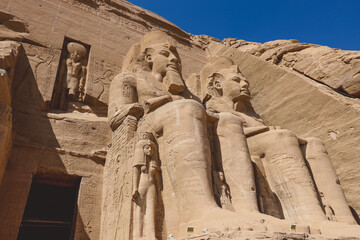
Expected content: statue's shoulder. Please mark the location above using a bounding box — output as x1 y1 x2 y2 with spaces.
112 71 138 87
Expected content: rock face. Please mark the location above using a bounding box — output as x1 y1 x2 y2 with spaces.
0 0 359 240
223 38 360 97
0 40 20 186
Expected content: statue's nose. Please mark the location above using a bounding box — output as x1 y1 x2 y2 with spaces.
169 53 179 64
241 80 249 88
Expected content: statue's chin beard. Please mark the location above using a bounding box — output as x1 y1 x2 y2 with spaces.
163 69 185 94
233 94 250 103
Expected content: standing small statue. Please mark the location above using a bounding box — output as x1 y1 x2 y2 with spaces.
52 42 87 110
65 42 87 101
212 171 234 211
320 192 336 221
132 132 160 240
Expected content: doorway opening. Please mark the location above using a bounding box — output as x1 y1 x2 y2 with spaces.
17 175 80 240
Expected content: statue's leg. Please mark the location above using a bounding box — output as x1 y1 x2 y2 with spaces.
303 137 357 224
67 77 79 100
138 100 291 236
247 129 326 227
160 100 217 221
133 201 142 238
144 184 157 239
215 112 259 214
134 180 147 238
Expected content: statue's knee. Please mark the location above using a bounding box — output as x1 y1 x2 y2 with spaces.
267 129 296 140
304 137 328 154
305 137 324 145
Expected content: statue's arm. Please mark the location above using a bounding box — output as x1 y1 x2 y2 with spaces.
143 94 184 113
154 166 162 194
243 126 270 137
78 66 87 100
143 95 172 113
109 73 144 131
132 166 141 201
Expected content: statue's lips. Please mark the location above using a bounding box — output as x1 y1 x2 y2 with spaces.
166 64 180 72
240 88 250 95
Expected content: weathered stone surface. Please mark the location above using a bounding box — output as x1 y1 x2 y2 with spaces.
0 10 29 41
0 40 20 186
223 38 360 97
0 0 359 239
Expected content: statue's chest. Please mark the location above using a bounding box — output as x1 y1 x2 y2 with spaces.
137 77 168 100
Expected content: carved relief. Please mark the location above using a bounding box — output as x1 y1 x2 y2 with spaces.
86 58 119 105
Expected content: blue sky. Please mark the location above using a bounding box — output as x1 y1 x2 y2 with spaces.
128 0 360 51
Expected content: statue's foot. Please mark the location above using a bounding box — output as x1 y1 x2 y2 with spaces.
172 207 266 238
172 208 314 238
238 211 312 234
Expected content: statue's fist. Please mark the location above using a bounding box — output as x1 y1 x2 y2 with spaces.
132 189 140 201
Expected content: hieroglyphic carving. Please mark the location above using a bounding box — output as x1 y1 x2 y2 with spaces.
86 57 120 104
102 115 137 240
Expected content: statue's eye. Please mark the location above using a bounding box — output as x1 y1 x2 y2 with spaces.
159 50 170 57
231 77 241 83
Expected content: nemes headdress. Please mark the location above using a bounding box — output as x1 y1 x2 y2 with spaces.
200 57 236 101
122 30 175 72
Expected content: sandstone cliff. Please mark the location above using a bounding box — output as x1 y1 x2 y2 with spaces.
0 0 359 239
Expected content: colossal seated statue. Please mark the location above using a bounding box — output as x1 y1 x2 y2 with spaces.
109 31 271 237
108 31 359 238
198 56 359 234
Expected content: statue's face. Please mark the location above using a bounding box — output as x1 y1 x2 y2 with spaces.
219 172 224 182
70 50 81 62
219 68 250 102
144 144 153 156
148 43 181 77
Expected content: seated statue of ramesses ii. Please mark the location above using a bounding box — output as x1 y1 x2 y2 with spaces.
109 31 272 237
108 31 359 238
197 56 359 233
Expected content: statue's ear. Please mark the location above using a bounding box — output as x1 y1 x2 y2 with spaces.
144 48 154 66
207 73 223 97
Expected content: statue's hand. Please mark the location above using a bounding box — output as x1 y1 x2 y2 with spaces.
143 95 172 113
170 95 184 101
109 103 144 131
132 189 140 202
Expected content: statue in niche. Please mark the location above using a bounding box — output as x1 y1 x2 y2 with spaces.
65 42 87 101
132 132 160 240
109 31 266 236
212 170 233 211
52 42 87 110
199 56 359 232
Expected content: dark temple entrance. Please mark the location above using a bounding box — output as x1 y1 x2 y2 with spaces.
17 176 80 240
